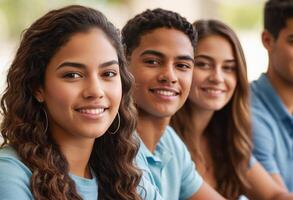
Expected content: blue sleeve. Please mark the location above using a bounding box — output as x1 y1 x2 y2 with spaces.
179 141 203 200
252 110 280 174
0 157 33 200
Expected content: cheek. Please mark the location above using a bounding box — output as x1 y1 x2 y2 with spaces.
227 75 237 94
180 71 193 89
189 71 205 96
107 80 122 106
45 85 75 108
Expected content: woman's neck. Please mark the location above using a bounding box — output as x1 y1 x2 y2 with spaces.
190 105 217 188
53 133 95 179
190 106 214 137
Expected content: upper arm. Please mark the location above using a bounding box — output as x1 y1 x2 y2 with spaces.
0 157 33 200
244 161 291 200
187 181 226 200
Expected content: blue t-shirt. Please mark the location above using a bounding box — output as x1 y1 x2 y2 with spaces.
251 73 293 191
136 125 203 200
0 146 98 200
0 146 162 200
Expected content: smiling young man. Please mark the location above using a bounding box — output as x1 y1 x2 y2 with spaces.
251 0 293 192
122 8 225 200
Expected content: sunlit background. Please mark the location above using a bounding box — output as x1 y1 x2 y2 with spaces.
0 0 268 91
0 0 267 142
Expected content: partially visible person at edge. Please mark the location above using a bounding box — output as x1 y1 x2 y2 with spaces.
122 8 225 200
0 5 161 200
171 19 293 200
251 0 293 192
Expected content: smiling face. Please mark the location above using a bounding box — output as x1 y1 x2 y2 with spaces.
128 28 194 119
36 28 122 142
189 35 237 112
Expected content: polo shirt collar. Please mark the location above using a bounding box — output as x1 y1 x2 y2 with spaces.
258 73 292 122
136 129 173 167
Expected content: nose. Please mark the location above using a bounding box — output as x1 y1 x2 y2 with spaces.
158 64 178 84
82 76 104 99
208 66 224 83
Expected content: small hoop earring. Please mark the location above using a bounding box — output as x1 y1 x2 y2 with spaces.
42 108 48 134
107 112 120 135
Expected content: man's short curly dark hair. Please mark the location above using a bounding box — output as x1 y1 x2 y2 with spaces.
264 0 293 39
122 8 197 57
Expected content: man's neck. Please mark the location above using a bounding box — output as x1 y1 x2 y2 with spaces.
267 69 293 114
136 111 170 153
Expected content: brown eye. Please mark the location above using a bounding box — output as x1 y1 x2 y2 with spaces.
103 71 117 77
223 65 236 72
63 72 82 79
195 61 211 69
143 58 160 66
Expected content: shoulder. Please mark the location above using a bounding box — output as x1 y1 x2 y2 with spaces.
160 126 192 160
162 126 186 147
0 146 33 199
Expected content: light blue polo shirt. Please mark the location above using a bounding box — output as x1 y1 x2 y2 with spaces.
136 125 203 200
0 146 162 200
251 73 293 191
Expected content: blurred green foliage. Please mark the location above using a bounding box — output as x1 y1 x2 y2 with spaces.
0 0 126 40
219 2 264 30
0 0 47 39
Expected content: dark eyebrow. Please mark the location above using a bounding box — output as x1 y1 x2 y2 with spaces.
140 50 164 58
57 62 85 70
176 55 195 64
141 50 194 63
56 60 119 71
195 55 213 62
195 55 235 63
287 34 293 40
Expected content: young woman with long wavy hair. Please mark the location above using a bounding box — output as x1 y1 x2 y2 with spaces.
171 19 293 200
0 5 147 200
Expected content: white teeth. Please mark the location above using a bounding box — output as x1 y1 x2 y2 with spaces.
204 89 222 95
79 108 104 115
155 90 176 96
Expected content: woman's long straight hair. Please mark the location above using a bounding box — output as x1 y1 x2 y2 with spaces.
171 19 252 199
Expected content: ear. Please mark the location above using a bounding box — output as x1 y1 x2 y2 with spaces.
34 87 45 103
261 30 275 52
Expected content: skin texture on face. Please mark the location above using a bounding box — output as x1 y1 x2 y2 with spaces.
189 35 237 112
36 28 122 144
129 28 194 119
267 18 293 86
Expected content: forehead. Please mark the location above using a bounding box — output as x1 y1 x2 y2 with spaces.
196 35 234 60
133 28 194 57
46 28 118 72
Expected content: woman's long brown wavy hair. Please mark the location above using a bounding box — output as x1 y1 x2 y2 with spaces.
171 19 252 199
0 5 141 200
